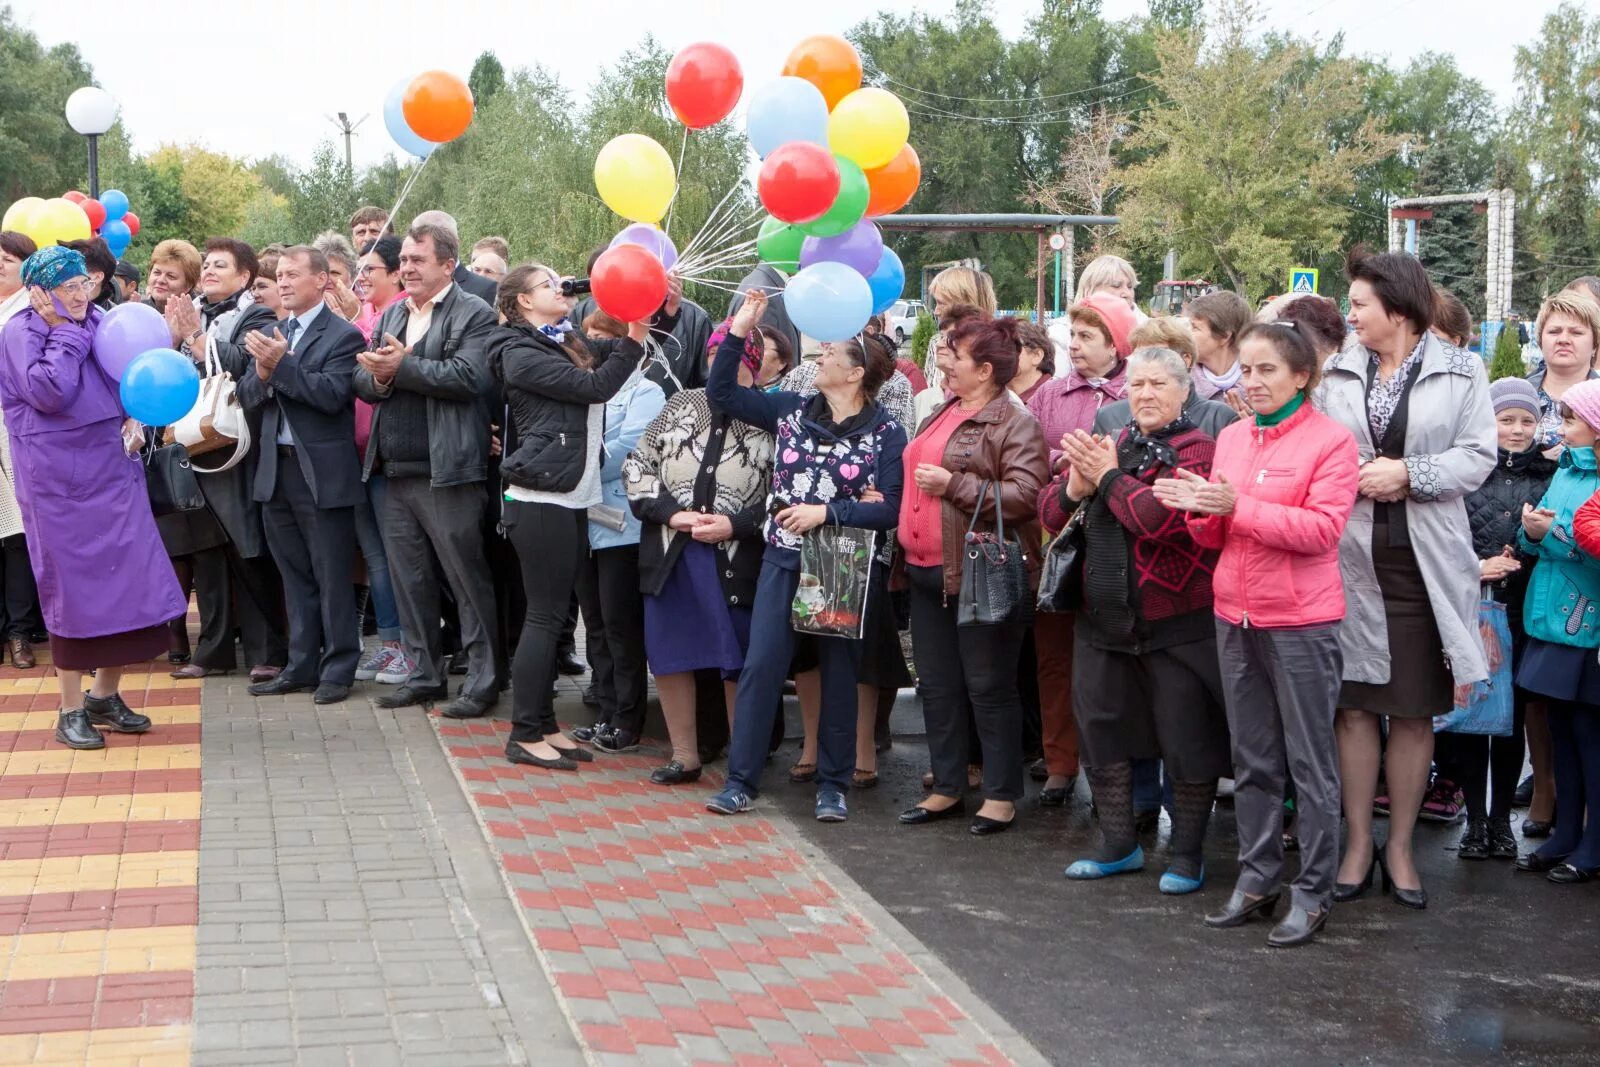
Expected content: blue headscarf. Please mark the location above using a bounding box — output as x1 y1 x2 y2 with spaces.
20 246 87 292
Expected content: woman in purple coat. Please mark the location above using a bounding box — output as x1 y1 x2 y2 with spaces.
0 247 184 749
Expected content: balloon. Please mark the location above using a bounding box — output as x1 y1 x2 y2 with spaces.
122 211 140 238
800 219 882 278
62 191 87 205
120 349 200 426
403 71 475 143
608 223 678 271
866 247 906 315
798 155 868 238
828 88 910 171
1 197 44 234
758 143 839 225
782 34 863 110
757 216 806 272
594 134 677 224
25 198 91 248
80 198 107 232
100 219 132 258
745 77 829 159
591 245 669 323
95 301 170 380
784 261 873 343
666 42 743 130
865 144 921 217
384 78 439 159
99 189 129 222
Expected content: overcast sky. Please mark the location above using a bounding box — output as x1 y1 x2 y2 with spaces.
11 0 1564 169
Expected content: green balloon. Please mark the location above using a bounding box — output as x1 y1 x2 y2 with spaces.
757 216 807 271
800 155 869 238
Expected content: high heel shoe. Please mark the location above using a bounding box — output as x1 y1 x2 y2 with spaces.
1332 846 1380 902
1380 847 1426 909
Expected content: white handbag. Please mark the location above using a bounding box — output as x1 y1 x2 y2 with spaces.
164 335 252 472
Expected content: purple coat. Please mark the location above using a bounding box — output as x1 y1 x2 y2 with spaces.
1028 367 1127 470
0 306 184 639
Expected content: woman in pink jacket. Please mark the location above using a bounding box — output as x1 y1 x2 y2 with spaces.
1156 322 1359 948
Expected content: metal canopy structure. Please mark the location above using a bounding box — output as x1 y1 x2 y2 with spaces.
876 213 1121 319
1386 190 1515 322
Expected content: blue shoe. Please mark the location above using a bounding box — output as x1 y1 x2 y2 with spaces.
815 791 848 822
705 787 753 815
1064 845 1145 880
1159 865 1205 895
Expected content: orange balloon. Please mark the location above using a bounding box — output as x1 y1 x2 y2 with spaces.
782 34 863 111
864 144 920 217
402 71 475 143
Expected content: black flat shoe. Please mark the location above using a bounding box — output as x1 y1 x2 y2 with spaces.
1515 851 1566 873
1204 890 1281 929
82 693 152 733
1039 786 1071 807
549 744 594 763
1333 847 1381 903
249 675 316 697
506 743 577 770
1521 816 1554 838
375 684 447 709
650 761 702 785
898 800 965 825
313 684 351 705
1267 905 1328 948
54 708 105 749
1547 863 1597 885
969 814 1014 836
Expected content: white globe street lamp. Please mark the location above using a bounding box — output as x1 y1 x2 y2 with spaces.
64 86 118 198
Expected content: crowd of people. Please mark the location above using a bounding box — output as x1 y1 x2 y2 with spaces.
3 206 1600 949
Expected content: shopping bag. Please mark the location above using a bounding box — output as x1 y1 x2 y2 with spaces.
1436 595 1514 736
791 522 877 639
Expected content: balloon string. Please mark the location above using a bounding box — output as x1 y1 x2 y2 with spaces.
676 237 760 275
385 153 433 233
675 205 763 276
674 180 752 268
663 127 691 242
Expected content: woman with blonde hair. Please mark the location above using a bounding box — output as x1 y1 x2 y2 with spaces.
921 266 997 397
1077 255 1144 322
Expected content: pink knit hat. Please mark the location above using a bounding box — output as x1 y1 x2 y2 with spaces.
1560 378 1600 434
1074 292 1137 358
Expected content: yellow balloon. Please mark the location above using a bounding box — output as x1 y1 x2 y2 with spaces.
827 88 910 171
26 198 91 249
594 134 677 224
1 197 44 235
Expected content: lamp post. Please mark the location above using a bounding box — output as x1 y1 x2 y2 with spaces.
65 87 118 198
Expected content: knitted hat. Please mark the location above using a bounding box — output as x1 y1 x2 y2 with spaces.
1074 292 1137 358
707 319 763 375
1489 377 1540 419
1560 378 1600 433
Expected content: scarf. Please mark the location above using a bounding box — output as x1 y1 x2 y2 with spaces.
1085 358 1125 390
20 247 86 291
1255 391 1305 427
538 317 575 344
1123 411 1193 476
1199 359 1243 393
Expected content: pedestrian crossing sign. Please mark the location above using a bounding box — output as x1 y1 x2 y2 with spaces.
1290 268 1318 294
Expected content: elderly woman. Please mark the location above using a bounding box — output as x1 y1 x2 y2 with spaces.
1040 347 1229 891
1318 248 1495 910
1159 324 1360 944
0 232 45 670
0 247 184 748
898 317 1049 835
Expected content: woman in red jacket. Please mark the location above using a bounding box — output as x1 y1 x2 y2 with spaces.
1156 323 1359 947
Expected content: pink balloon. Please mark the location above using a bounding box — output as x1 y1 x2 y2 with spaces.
95 302 172 381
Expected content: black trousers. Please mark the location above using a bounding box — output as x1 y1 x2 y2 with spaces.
1434 697 1529 820
576 543 648 735
0 533 42 639
189 544 289 671
505 500 586 742
906 563 1026 802
262 452 358 687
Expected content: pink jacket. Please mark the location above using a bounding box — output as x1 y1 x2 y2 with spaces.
1029 366 1126 471
1187 401 1359 630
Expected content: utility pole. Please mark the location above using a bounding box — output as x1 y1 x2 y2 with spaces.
325 112 368 176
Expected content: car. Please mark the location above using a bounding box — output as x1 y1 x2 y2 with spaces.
884 300 926 346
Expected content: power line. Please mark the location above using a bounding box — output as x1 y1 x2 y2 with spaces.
864 64 1146 107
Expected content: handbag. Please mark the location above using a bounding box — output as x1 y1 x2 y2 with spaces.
1436 593 1514 736
144 442 205 518
792 521 877 639
1036 483 1086 613
164 335 251 471
957 479 1033 627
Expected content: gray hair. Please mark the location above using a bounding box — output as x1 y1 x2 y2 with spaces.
1127 346 1192 396
311 231 358 278
410 210 460 240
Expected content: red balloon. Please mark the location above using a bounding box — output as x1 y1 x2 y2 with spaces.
666 42 744 130
63 190 87 204
123 211 140 237
591 245 669 323
80 198 107 232
758 143 841 225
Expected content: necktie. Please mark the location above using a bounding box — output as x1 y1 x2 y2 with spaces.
282 317 301 352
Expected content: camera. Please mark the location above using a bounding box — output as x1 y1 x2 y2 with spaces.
559 277 591 297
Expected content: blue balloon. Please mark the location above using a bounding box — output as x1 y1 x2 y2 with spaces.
100 218 131 258
784 262 874 344
120 349 200 426
100 189 129 221
866 247 906 316
745 77 829 159
384 79 438 159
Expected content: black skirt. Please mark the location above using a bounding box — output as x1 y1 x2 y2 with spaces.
1338 520 1454 718
51 623 168 671
1516 637 1600 705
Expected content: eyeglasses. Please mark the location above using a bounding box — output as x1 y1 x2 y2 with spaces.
54 279 91 296
356 264 391 275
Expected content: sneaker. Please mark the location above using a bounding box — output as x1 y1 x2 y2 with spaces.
705 787 753 815
1373 793 1391 816
375 648 415 685
355 643 402 682
1457 817 1490 860
571 723 608 744
1420 777 1465 823
815 791 848 822
1488 816 1518 859
594 729 639 753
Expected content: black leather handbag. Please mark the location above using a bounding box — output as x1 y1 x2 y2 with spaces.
1037 483 1086 613
145 442 205 517
957 480 1033 627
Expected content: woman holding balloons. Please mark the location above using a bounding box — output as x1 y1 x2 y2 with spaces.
0 246 184 749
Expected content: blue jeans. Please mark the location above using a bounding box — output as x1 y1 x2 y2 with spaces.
726 559 861 797
355 474 402 642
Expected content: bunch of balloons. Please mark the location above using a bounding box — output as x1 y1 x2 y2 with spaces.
94 302 199 424
384 70 475 159
1 188 142 259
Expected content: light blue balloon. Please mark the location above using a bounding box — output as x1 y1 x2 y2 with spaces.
384 79 439 159
866 247 905 315
784 261 874 344
99 189 129 221
100 218 132 258
745 77 830 159
120 348 200 426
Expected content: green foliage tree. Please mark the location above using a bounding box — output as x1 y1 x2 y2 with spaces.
0 7 98 200
1489 322 1526 380
909 311 936 370
469 51 507 105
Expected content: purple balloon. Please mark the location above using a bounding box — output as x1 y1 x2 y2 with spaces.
609 223 678 271
799 220 883 278
95 302 172 381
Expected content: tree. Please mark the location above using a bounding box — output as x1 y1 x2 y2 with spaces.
1030 106 1125 253
1489 323 1525 380
287 141 358 242
0 8 99 200
469 51 507 105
